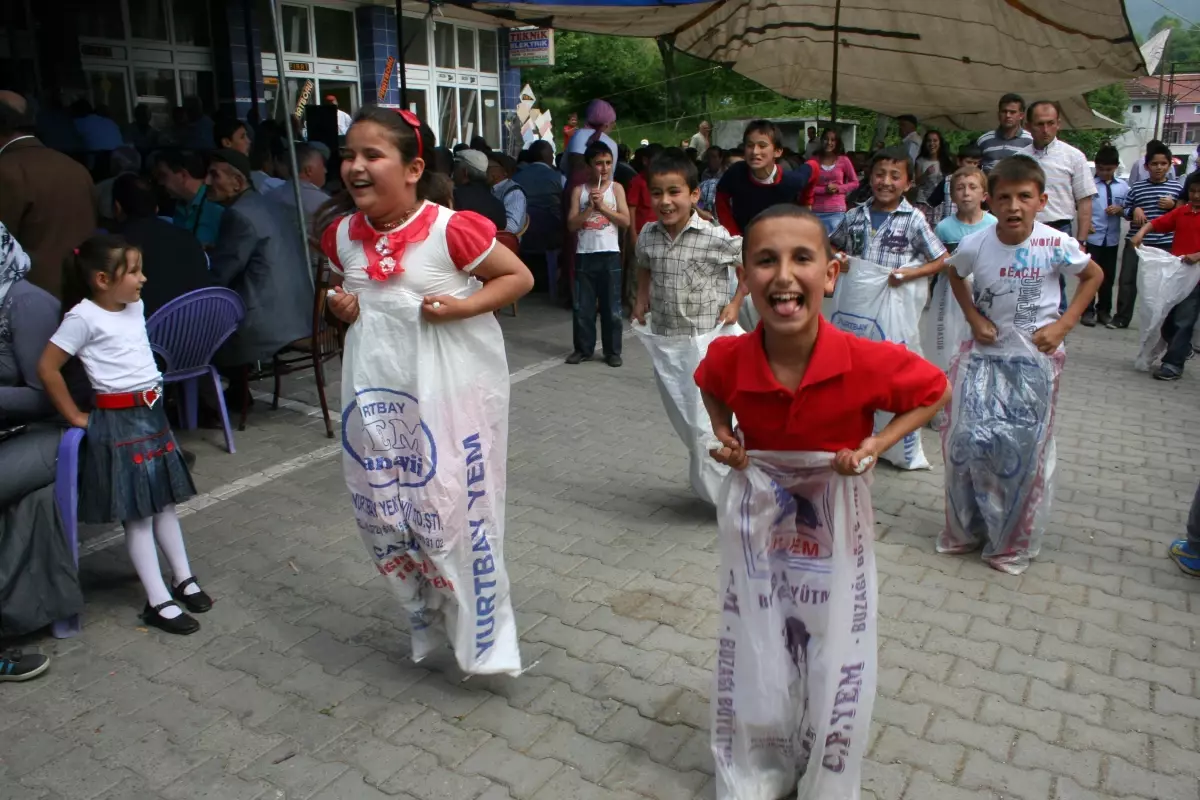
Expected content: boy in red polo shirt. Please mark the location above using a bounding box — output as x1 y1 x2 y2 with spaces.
694 206 947 800
1131 170 1200 381
696 206 949 471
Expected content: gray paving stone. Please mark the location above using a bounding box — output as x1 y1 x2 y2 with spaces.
457 739 562 799
21 748 136 800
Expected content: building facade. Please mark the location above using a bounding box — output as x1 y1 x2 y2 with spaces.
1117 74 1200 175
0 0 522 150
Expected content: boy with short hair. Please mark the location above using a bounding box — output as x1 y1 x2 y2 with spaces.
943 155 1103 573
1111 141 1183 328
694 206 948 800
934 166 997 251
927 143 985 225
633 149 743 336
1130 170 1200 381
1084 145 1129 327
715 120 817 236
831 146 947 287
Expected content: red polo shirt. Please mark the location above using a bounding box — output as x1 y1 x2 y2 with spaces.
1150 203 1200 258
694 318 947 452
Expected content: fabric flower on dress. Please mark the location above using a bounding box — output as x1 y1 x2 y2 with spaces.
347 202 439 282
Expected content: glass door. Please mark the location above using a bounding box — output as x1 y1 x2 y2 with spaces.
458 88 479 146
437 84 458 146
85 68 132 126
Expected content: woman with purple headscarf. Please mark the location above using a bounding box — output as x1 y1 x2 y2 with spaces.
566 99 619 162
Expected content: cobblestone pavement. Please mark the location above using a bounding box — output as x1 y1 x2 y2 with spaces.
2 295 1198 800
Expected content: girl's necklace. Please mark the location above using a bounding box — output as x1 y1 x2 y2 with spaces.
369 204 418 231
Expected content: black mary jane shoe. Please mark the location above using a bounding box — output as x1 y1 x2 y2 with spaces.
171 577 213 614
141 601 200 635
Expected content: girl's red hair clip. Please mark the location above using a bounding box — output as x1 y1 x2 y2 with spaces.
396 109 423 160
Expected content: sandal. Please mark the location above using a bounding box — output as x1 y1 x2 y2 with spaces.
141 600 200 635
171 577 213 613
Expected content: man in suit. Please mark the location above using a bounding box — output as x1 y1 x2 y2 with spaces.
111 173 213 317
0 90 96 297
204 148 313 373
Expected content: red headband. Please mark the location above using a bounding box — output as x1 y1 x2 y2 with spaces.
396 109 423 161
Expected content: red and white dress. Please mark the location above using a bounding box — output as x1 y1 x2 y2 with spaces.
320 201 522 675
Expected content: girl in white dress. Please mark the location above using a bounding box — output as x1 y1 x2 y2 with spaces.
319 107 533 675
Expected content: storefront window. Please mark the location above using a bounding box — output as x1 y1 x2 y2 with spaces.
459 88 478 143
457 29 475 70
73 0 124 39
129 0 169 41
401 15 429 66
315 7 355 61
478 30 499 74
135 68 177 106
86 69 131 126
282 5 311 54
179 69 216 114
172 0 212 47
434 22 455 69
256 0 276 53
438 85 458 145
482 90 500 150
406 88 428 128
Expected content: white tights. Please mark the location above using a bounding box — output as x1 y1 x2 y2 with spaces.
124 504 198 619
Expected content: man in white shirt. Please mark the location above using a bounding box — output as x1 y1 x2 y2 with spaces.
898 115 922 165
688 121 711 154
1018 100 1096 311
326 95 353 136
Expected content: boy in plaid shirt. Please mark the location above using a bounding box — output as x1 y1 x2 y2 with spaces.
633 149 743 336
831 147 947 281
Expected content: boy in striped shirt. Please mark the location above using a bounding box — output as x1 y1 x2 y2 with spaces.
1111 141 1183 328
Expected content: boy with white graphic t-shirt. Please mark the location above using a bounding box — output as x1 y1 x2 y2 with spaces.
948 156 1101 351
942 155 1102 574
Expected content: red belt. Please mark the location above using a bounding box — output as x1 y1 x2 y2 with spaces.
94 387 162 410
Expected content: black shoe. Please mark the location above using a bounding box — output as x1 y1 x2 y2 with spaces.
141 601 200 635
565 352 592 365
1153 364 1183 381
0 650 50 682
1097 311 1112 326
606 355 623 368
171 577 213 613
1081 310 1097 327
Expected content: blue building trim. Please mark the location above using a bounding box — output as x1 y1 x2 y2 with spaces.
355 6 400 108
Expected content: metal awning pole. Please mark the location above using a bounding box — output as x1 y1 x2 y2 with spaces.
396 0 409 109
267 0 315 279
830 0 842 124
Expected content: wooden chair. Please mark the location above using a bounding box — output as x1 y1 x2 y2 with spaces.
239 261 344 438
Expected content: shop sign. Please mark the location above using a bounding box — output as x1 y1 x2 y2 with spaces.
508 28 554 67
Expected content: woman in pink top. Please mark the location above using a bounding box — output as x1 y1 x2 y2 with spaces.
810 127 860 233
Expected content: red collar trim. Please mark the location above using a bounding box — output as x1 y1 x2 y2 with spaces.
347 202 438 282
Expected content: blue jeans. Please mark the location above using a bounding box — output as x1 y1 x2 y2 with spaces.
815 211 845 235
573 251 623 358
1162 283 1200 369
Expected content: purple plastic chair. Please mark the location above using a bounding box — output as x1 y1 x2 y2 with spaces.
52 427 85 638
146 288 245 454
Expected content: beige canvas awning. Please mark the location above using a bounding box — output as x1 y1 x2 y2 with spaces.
454 0 1147 123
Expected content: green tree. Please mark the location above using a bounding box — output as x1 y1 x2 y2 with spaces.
1150 15 1200 73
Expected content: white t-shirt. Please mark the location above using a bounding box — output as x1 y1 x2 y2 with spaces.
50 299 161 393
567 128 619 161
576 183 621 254
948 222 1090 344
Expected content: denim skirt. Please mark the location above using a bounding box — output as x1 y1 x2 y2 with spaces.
79 404 196 524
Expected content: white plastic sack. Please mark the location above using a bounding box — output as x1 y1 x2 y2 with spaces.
937 333 1062 575
340 284 521 675
1134 246 1200 371
712 451 877 800
632 318 744 504
920 275 973 372
830 258 930 469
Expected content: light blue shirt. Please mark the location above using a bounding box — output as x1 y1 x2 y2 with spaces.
935 213 997 247
491 178 527 235
1087 175 1129 247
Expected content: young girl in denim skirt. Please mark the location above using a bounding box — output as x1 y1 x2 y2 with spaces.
38 234 211 635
